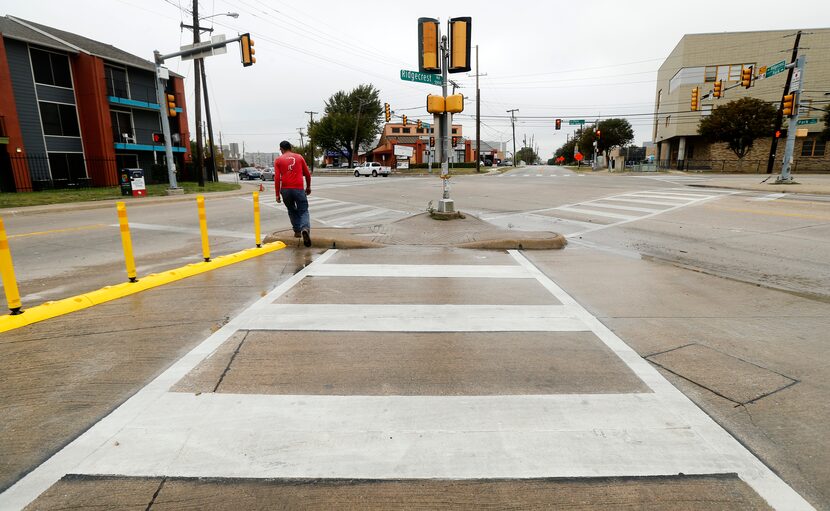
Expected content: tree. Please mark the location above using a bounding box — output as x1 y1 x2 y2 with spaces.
576 118 634 168
308 84 383 168
515 146 539 165
698 97 777 159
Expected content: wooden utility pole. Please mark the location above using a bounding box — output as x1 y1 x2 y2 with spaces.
766 30 802 174
304 110 318 172
192 0 204 186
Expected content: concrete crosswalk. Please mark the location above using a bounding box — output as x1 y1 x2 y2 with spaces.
478 187 738 237
241 194 412 228
0 248 812 510
630 174 711 184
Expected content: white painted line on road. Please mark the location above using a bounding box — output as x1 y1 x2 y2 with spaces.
556 206 640 221
119 223 252 240
308 263 533 279
579 202 663 213
509 250 812 510
234 304 587 332
749 193 787 202
601 197 681 207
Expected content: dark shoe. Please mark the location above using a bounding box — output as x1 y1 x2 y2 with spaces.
301 229 311 247
293 231 301 238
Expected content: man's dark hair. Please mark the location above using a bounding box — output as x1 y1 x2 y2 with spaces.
279 140 292 151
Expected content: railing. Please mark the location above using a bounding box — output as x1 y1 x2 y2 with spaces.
657 159 780 173
106 78 158 105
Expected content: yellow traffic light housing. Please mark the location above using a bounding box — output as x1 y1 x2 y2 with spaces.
402 115 408 126
740 66 752 88
427 94 445 114
166 93 177 117
418 18 440 74
417 119 423 129
713 81 722 99
782 94 795 116
445 93 464 113
384 103 391 122
240 33 256 67
690 87 700 111
448 17 472 73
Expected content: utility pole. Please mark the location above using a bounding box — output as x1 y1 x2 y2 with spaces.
200 62 217 182
304 110 318 172
351 100 367 168
190 0 205 187
475 45 482 172
778 55 805 183
767 30 802 174
507 109 518 165
297 129 305 150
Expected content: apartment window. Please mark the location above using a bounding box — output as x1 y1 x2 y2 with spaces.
704 66 718 82
403 128 411 133
728 64 743 81
105 65 129 98
39 102 80 137
48 152 86 180
452 128 458 134
30 48 71 88
416 128 424 134
392 127 400 133
801 139 826 157
110 110 134 142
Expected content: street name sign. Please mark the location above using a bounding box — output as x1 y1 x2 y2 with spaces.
765 60 786 78
400 69 443 86
569 119 585 125
181 34 227 61
797 118 818 125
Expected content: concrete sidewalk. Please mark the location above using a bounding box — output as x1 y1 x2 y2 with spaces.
692 175 830 195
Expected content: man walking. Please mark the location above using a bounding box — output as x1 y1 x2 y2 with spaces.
274 140 313 247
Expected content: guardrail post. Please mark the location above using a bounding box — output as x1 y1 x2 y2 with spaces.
116 202 138 282
197 195 211 262
0 217 22 314
253 191 262 248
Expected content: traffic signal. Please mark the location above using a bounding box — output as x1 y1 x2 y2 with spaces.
166 93 177 117
448 17 472 73
384 103 391 122
690 87 700 111
775 130 782 139
402 115 408 126
152 132 164 144
555 118 561 130
418 18 440 73
426 94 445 113
595 130 601 140
713 80 723 99
417 119 423 129
452 136 458 147
740 66 753 88
445 93 464 113
782 93 795 116
429 136 435 147
240 33 255 67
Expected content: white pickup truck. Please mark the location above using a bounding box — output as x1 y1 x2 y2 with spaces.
354 161 391 177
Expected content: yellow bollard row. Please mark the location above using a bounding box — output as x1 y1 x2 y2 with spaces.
0 217 22 314
0 192 274 321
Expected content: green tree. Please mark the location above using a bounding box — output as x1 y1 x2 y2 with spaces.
698 97 777 159
576 119 633 167
308 84 383 168
515 146 539 165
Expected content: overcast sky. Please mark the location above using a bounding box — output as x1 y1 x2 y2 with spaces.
4 0 829 156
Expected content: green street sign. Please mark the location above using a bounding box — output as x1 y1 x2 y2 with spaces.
797 118 818 125
400 69 443 86
568 119 585 125
765 60 786 78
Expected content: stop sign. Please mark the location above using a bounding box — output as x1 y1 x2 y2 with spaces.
574 152 584 162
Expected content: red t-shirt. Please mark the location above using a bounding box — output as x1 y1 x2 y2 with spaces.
274 152 311 195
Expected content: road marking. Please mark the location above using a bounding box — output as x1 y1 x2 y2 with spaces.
120 222 252 240
240 195 409 227
580 202 663 213
705 205 830 221
555 206 639 221
309 263 532 279
8 224 108 239
749 193 787 202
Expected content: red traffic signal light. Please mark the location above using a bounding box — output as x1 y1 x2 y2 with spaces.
555 118 561 130
595 130 601 139
152 132 164 144
429 136 435 147
452 136 458 147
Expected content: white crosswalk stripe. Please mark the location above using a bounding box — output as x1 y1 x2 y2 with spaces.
631 174 710 184
2 249 810 510
240 195 412 228
480 188 739 237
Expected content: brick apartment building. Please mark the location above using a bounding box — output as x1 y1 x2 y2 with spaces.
0 15 190 192
654 28 829 172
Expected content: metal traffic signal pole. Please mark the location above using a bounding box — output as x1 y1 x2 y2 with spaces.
152 52 179 190
778 55 805 184
767 30 801 174
438 30 453 213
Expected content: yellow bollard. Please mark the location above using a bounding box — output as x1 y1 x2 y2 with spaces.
197 195 211 262
253 191 262 248
0 217 22 314
116 202 137 283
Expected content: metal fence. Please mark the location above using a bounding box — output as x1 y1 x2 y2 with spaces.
657 159 789 173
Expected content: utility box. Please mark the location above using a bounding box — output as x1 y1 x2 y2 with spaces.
120 168 146 197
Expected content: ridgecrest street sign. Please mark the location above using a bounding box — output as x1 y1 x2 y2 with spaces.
400 69 443 86
568 120 585 126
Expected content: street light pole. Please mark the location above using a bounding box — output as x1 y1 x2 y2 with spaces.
507 109 518 166
304 110 318 173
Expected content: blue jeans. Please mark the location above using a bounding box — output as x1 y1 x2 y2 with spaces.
281 188 310 232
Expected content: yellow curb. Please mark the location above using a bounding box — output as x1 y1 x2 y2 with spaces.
0 241 286 333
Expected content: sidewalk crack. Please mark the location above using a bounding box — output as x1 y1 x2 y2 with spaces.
213 331 250 393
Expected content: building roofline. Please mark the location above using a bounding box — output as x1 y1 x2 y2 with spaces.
680 27 829 38
7 15 84 52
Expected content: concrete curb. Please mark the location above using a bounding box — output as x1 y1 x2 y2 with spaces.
0 187 256 217
0 241 286 333
689 183 830 195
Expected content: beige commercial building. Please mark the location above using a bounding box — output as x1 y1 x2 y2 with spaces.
653 28 830 172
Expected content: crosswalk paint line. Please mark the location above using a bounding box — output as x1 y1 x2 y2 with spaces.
749 193 787 202
508 250 813 510
637 191 715 199
233 304 588 332
601 197 682 207
625 193 693 202
579 202 663 213
308 264 533 279
555 206 640 221
329 208 393 225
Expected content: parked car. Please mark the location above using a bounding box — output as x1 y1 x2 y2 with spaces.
260 168 275 181
238 167 262 180
354 161 392 177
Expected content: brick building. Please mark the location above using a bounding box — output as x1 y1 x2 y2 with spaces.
653 28 829 172
369 122 474 167
0 16 190 192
